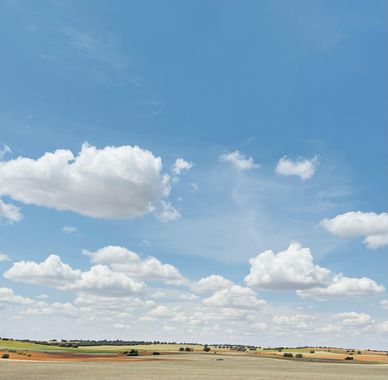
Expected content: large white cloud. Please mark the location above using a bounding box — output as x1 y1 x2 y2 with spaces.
0 143 171 220
4 255 81 287
297 275 385 300
84 245 187 285
244 243 330 290
219 150 259 171
321 211 388 249
275 156 318 180
245 242 384 299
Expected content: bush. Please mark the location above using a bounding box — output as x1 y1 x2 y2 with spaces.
283 353 293 358
184 347 192 352
357 351 361 355
309 350 315 354
203 346 211 352
1 354 9 359
153 352 160 355
344 356 354 360
127 349 139 356
179 347 184 352
295 354 303 358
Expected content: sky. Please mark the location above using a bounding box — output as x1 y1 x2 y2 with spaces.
0 0 387 349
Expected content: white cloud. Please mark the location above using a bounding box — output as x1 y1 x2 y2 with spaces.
172 158 193 175
141 305 174 321
0 143 171 220
275 156 318 180
64 265 145 296
219 150 259 171
377 321 388 332
321 211 388 249
331 312 371 326
179 293 199 301
380 300 388 310
297 275 385 300
273 314 309 326
0 287 33 305
0 253 10 262
245 243 384 299
4 255 81 287
203 285 266 309
62 225 77 234
0 199 22 223
23 301 78 317
192 275 234 293
244 243 330 290
84 245 187 285
156 201 181 222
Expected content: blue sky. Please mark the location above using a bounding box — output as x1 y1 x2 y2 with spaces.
0 0 387 348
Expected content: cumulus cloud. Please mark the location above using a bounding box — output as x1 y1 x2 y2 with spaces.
245 243 384 299
203 285 266 309
192 275 234 293
244 243 330 290
65 265 145 296
0 143 171 220
0 287 33 305
0 252 10 262
331 312 371 326
171 158 193 175
4 255 81 287
275 156 318 180
321 211 388 249
219 150 259 171
297 275 384 300
0 199 22 223
23 301 78 317
84 245 187 285
156 201 181 222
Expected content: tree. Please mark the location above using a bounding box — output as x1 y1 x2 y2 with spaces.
127 349 139 356
179 347 185 352
203 346 211 352
1 354 9 359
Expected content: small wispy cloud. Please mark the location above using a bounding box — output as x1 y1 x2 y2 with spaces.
219 150 259 171
62 225 77 234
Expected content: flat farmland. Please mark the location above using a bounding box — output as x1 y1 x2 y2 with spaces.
1 354 387 380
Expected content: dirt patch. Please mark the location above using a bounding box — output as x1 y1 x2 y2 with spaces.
0 351 173 363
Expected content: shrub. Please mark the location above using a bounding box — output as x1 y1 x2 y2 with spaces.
1 354 9 359
283 353 293 358
295 354 303 358
344 356 354 360
309 350 315 353
179 347 184 352
127 349 139 356
184 347 192 352
357 351 361 355
153 352 160 355
203 346 211 352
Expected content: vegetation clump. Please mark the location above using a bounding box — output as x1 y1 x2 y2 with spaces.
1 353 9 359
295 354 303 358
203 346 211 352
127 349 139 356
283 353 293 358
344 356 354 360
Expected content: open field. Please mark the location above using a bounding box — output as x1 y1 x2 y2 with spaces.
1 353 388 380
